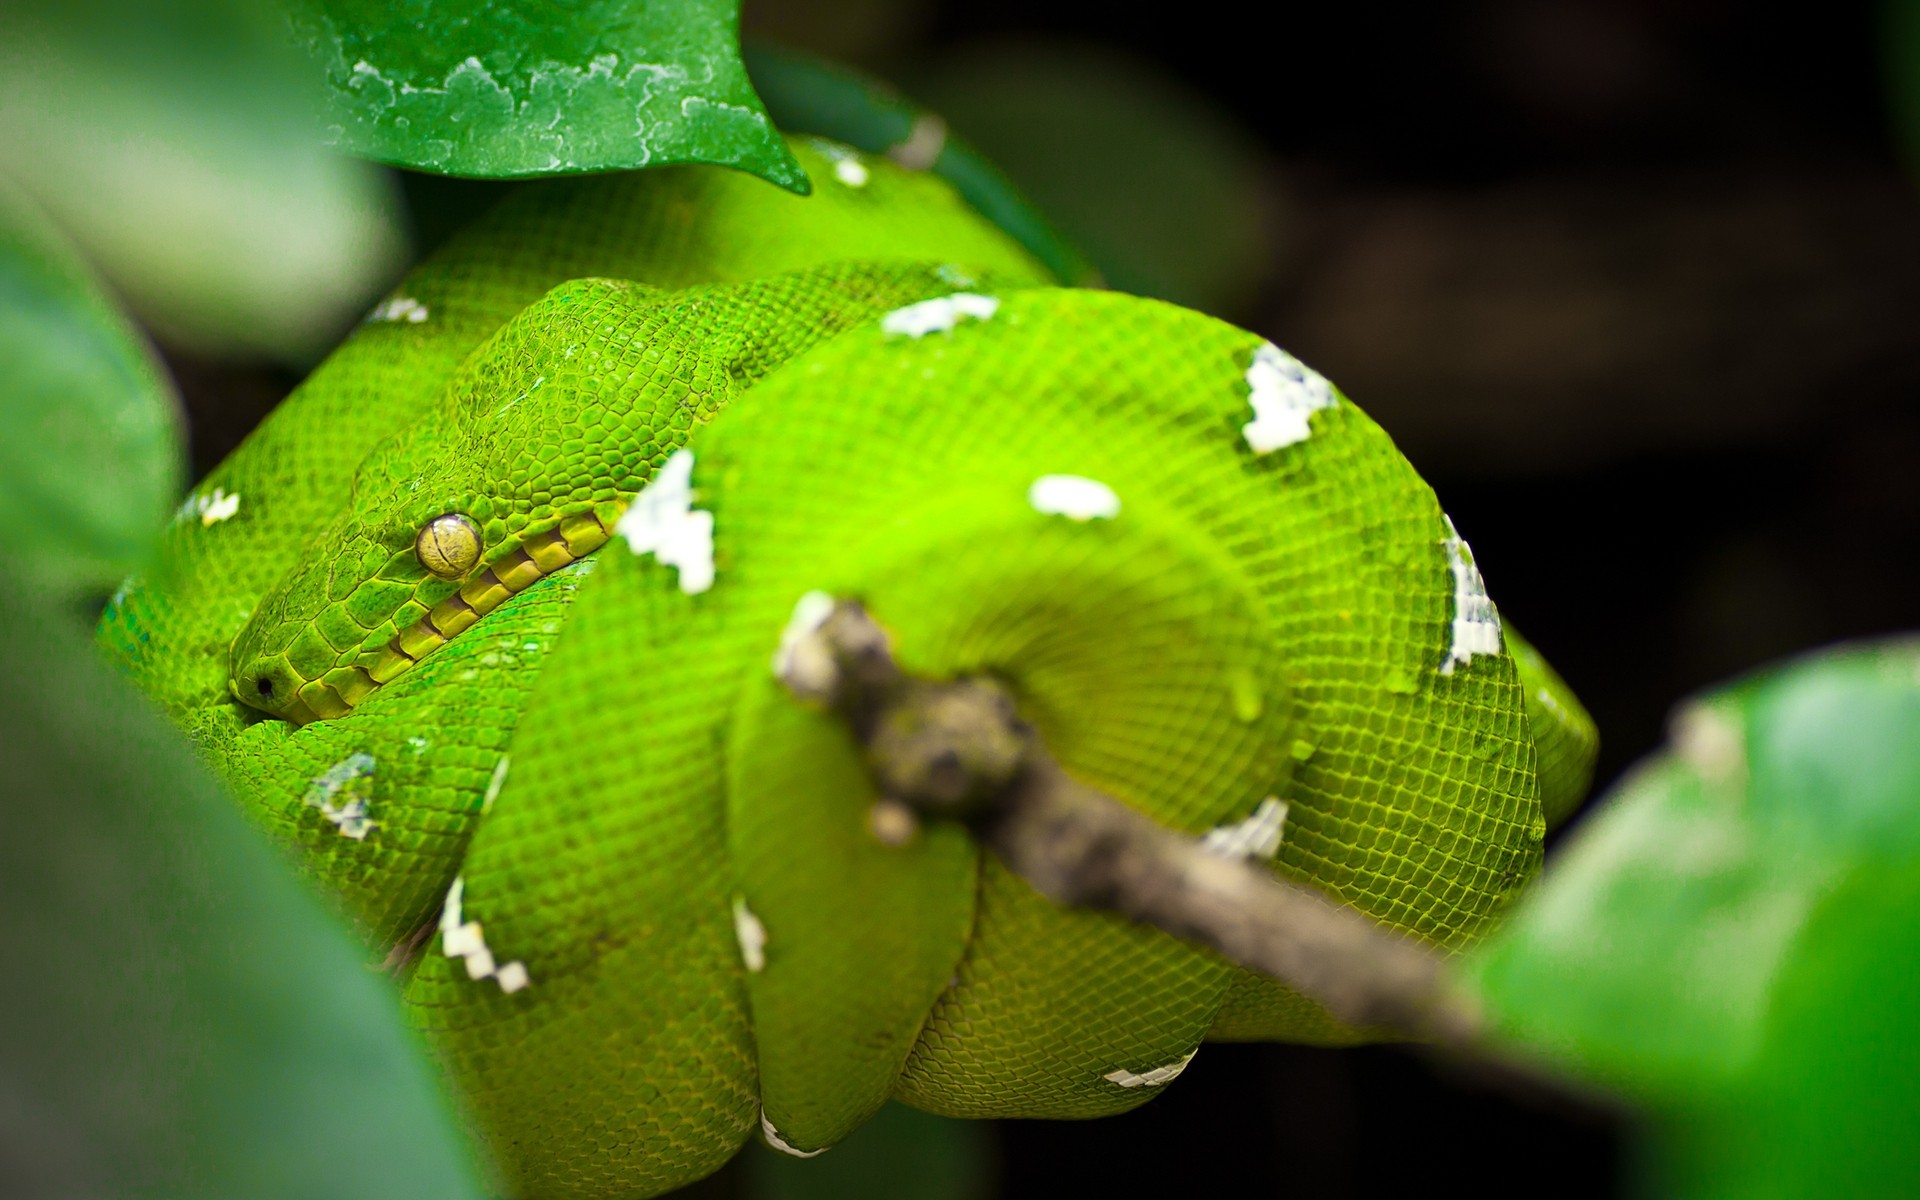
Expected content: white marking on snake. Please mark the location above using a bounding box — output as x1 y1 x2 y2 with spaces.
481 754 510 815
615 449 714 594
177 487 241 527
439 875 532 993
1028 475 1120 521
807 137 871 188
1104 1050 1198 1088
771 590 837 689
881 293 999 338
761 1111 829 1158
1201 797 1289 860
302 752 377 840
1242 342 1338 454
1439 516 1502 675
733 898 768 973
368 295 430 323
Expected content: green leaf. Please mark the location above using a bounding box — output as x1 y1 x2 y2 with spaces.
1465 637 1920 1194
743 42 1099 287
907 40 1279 315
1651 856 1920 1199
291 0 807 190
0 0 407 361
0 577 485 1198
0 185 183 599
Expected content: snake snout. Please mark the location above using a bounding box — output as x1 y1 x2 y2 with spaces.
232 656 304 720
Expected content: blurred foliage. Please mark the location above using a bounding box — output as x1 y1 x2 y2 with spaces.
1467 637 1920 1196
911 40 1278 317
289 0 805 190
743 42 1097 286
1885 0 1920 177
743 1102 992 1200
0 576 484 1197
0 185 181 600
0 0 405 361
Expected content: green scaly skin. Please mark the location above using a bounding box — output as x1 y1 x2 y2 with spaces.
100 136 1596 1198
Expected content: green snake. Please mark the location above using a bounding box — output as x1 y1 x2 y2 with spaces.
100 136 1597 1198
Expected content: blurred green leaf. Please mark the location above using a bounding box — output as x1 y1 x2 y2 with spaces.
743 1102 992 1200
911 40 1279 315
0 577 484 1197
291 0 806 191
0 185 182 599
1883 0 1920 180
0 0 407 361
743 41 1099 288
1466 637 1920 1194
1651 857 1920 1199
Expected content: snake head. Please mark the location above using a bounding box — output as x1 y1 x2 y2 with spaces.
229 277 724 724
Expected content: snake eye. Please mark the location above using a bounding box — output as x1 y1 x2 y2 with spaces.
415 513 483 579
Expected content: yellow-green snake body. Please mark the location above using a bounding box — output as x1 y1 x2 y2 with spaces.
100 137 1596 1198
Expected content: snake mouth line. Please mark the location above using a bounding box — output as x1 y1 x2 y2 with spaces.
277 507 623 725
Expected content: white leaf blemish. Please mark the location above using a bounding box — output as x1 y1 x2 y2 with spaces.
1439 516 1502 675
1242 342 1338 454
1200 797 1289 860
615 449 714 594
1028 475 1120 521
302 752 377 840
888 113 947 171
1104 1050 1198 1089
761 1111 828 1158
1671 703 1747 791
439 875 531 994
771 590 837 689
177 487 241 527
733 897 768 974
881 293 999 338
368 295 430 324
481 754 510 815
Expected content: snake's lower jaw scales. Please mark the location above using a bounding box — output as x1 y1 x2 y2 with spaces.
105 135 1596 1197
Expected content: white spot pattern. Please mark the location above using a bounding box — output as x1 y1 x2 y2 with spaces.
367 295 430 323
1241 342 1338 454
880 293 999 338
733 897 768 974
615 449 714 594
439 876 531 993
481 754 510 815
1200 797 1289 860
1027 474 1120 521
302 752 376 840
760 1111 828 1158
1104 1050 1198 1088
1439 516 1502 675
178 487 241 527
771 590 837 688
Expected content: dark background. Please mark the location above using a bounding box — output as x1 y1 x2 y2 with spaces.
166 2 1918 1196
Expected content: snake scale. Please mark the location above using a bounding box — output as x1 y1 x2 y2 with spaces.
99 137 1596 1197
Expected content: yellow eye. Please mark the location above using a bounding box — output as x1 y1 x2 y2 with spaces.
415 513 482 579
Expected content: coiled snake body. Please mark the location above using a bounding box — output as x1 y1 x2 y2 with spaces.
101 138 1595 1198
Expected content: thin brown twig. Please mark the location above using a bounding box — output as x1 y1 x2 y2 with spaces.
779 598 1485 1048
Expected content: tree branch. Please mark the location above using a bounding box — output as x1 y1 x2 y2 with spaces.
779 599 1484 1047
